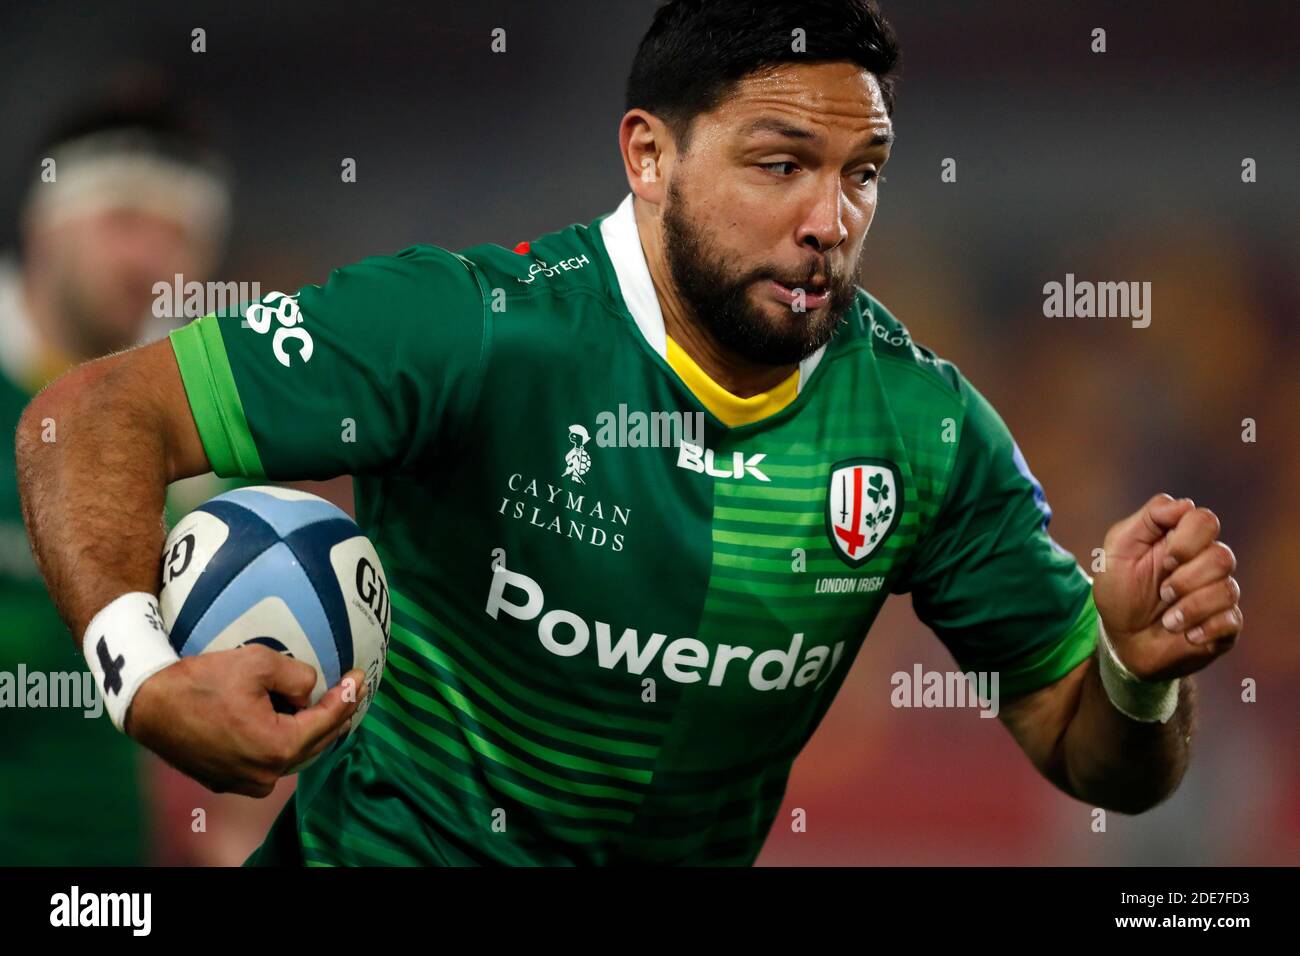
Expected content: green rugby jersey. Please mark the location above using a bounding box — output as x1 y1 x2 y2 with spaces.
169 193 1098 866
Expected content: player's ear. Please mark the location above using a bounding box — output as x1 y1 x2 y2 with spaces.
620 110 669 204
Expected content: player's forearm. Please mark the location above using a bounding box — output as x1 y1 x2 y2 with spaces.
1058 654 1195 814
15 356 171 644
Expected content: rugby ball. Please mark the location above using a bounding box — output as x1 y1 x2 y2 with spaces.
158 486 391 770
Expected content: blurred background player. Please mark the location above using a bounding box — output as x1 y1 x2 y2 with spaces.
0 84 231 863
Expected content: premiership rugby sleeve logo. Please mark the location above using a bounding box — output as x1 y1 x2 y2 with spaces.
825 458 902 567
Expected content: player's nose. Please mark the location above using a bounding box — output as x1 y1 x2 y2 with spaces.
795 181 849 254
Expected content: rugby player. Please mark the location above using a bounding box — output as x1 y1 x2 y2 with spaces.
16 0 1242 865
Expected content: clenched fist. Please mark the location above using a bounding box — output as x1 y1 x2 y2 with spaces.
1094 493 1242 683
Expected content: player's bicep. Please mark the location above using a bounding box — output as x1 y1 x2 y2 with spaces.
95 337 213 483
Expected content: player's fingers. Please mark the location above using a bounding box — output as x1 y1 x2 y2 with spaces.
285 668 366 757
1158 541 1237 607
334 669 367 707
298 717 353 764
1158 577 1240 636
1159 507 1222 572
1137 604 1242 680
1184 606 1243 649
257 649 321 708
1109 494 1194 549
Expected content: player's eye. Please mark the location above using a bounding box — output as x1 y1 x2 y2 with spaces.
854 168 881 186
759 161 799 177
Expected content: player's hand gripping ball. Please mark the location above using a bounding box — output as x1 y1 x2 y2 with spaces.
159 486 391 770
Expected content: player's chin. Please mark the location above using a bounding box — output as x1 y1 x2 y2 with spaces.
750 318 834 365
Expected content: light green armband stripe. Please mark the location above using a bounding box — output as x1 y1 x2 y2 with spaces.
999 587 1100 697
169 316 266 479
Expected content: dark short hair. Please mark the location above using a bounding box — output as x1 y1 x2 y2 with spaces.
625 0 901 154
33 87 220 174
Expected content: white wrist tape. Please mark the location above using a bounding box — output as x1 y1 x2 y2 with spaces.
82 592 179 732
1096 617 1180 724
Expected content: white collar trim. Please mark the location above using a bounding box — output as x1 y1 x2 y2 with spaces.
600 192 667 359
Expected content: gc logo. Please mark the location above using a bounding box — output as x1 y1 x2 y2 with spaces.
244 292 315 367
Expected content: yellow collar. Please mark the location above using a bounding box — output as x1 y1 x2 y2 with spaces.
665 335 799 428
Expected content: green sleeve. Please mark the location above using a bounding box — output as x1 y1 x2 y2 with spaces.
900 368 1098 697
169 244 487 480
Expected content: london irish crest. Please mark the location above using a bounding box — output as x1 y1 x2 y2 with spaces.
825 458 903 568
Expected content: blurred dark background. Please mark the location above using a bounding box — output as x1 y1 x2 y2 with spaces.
1 0 1296 865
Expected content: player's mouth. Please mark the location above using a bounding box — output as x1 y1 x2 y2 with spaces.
767 278 830 310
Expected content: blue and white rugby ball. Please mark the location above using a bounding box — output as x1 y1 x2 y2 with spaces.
159 486 391 767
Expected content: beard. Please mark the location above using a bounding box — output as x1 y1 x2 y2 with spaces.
660 178 858 367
